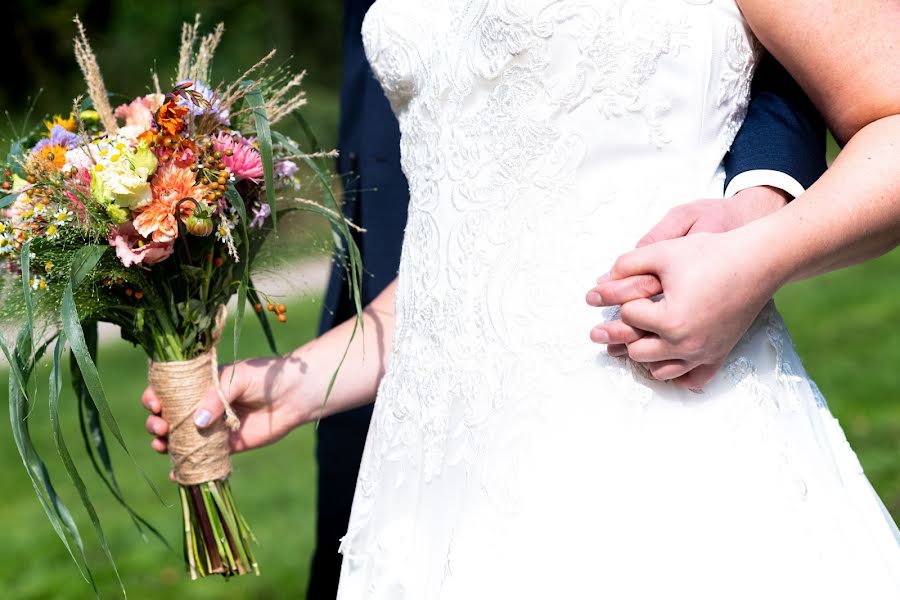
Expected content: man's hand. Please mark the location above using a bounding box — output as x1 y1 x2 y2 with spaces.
636 186 790 248
587 186 790 388
143 356 307 472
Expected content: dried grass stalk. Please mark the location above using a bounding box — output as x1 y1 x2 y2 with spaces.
265 71 308 125
177 14 201 82
217 50 277 113
72 16 117 134
190 23 225 85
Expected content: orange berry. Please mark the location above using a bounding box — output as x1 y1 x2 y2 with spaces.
267 303 276 312
277 314 287 323
125 288 134 297
254 303 263 313
276 304 286 314
134 291 144 300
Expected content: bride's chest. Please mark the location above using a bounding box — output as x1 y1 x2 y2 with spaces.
362 0 749 110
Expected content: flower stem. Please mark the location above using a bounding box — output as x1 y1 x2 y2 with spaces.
179 479 256 579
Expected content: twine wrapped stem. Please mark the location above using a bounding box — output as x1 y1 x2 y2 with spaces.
148 305 240 485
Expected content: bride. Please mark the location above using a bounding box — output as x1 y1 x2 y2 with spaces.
145 0 900 597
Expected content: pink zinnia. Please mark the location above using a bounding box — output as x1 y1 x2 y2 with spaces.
108 222 174 267
213 133 264 182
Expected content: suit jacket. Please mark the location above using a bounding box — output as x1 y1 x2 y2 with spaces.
307 3 827 598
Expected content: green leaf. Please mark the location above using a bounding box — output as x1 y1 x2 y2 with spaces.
70 245 108 286
247 284 278 356
226 185 252 362
0 191 18 209
242 84 276 225
51 334 126 597
61 247 164 502
290 108 321 155
20 241 35 371
72 322 170 549
271 130 365 420
2 330 97 592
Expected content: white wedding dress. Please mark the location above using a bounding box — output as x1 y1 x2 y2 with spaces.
337 1 900 598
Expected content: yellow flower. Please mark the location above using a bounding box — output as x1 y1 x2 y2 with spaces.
45 114 77 133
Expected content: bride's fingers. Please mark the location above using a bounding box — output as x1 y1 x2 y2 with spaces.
587 274 662 307
151 437 168 454
672 363 721 390
646 360 691 381
607 343 628 357
146 414 168 437
618 298 666 335
590 320 646 345
625 335 679 363
141 387 161 414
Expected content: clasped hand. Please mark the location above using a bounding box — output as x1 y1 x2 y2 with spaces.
586 188 787 389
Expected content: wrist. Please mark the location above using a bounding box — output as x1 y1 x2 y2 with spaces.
730 186 790 227
728 213 795 298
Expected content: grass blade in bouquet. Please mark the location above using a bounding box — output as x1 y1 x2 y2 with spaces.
0 14 364 590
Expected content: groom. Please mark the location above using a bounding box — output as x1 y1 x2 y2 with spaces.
307 4 827 599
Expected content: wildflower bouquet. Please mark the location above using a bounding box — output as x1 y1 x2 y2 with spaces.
1 16 362 587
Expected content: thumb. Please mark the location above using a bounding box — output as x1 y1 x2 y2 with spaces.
193 385 226 429
636 206 697 248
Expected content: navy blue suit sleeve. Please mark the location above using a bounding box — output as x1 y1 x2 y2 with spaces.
724 53 828 192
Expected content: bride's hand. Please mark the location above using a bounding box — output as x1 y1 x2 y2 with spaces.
142 356 308 460
587 227 777 388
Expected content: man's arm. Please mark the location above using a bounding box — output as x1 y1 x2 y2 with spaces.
724 53 828 199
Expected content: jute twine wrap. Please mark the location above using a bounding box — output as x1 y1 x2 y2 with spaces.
148 306 240 486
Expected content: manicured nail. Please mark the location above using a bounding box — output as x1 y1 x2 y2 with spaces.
194 409 212 428
587 291 603 305
592 328 610 343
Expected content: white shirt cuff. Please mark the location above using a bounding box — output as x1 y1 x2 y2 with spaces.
724 169 806 200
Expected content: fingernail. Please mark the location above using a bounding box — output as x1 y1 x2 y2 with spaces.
587 291 603 305
194 409 212 428
592 328 610 343
597 272 610 282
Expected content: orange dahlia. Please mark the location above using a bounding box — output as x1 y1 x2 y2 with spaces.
133 165 207 243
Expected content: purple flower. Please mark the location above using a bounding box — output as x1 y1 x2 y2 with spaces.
177 80 230 125
249 202 271 228
33 125 79 155
275 160 298 179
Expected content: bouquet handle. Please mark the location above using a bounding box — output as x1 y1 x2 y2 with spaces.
147 306 257 578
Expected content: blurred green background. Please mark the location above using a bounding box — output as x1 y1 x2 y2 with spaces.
2 1 899 599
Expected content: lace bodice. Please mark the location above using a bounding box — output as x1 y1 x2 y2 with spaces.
359 0 763 476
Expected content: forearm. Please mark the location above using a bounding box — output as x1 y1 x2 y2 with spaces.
741 115 900 291
287 279 397 424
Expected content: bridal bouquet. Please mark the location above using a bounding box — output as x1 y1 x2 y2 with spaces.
1 17 362 588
